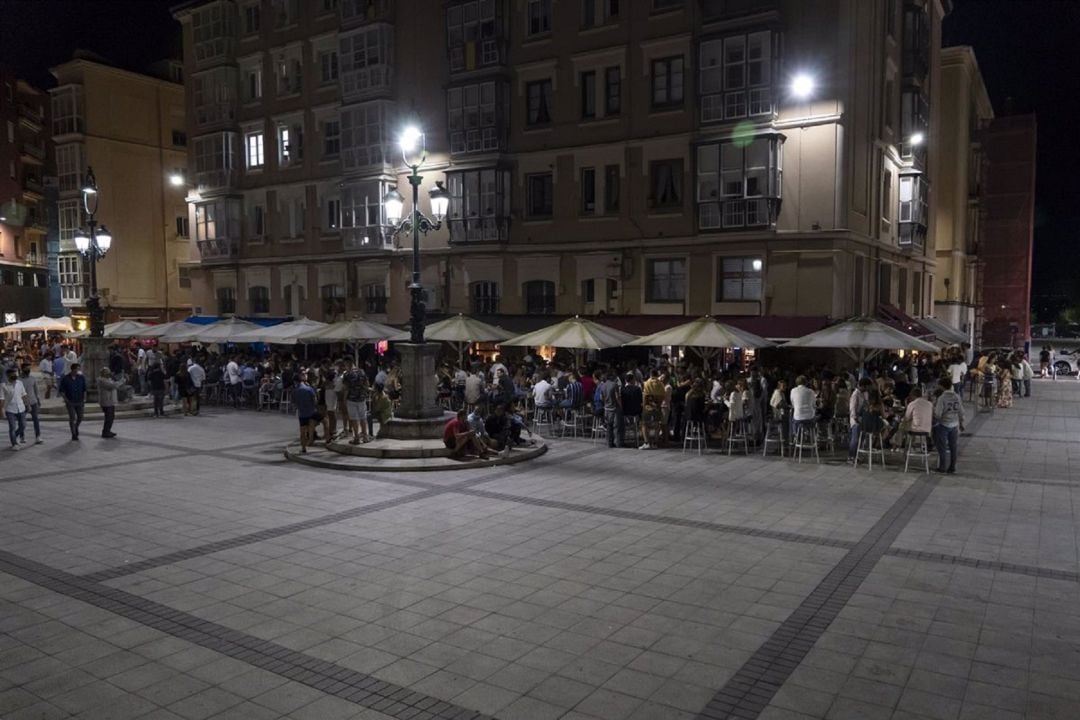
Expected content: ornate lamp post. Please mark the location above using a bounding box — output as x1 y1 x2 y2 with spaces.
383 127 450 344
73 166 113 338
376 127 451 433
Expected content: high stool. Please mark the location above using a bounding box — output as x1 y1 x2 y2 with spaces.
792 420 820 463
726 418 749 455
559 408 581 439
533 406 555 437
683 420 707 455
855 430 887 469
762 418 786 457
904 431 932 473
817 419 836 453
590 414 607 444
623 415 640 448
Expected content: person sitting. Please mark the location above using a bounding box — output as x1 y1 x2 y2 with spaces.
484 404 515 457
443 409 491 459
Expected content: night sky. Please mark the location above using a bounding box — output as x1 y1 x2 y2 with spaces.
1 0 1077 319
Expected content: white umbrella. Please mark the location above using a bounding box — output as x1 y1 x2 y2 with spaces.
502 316 637 350
625 316 775 362
103 320 151 339
0 315 72 334
781 316 940 363
231 317 328 344
159 316 263 344
127 319 202 339
412 314 513 364
303 317 404 343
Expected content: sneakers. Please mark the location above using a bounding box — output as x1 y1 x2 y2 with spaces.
638 443 652 450
500 446 512 458
8 445 18 452
34 438 43 445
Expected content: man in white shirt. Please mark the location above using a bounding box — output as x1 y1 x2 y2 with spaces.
789 375 818 425
1 368 28 451
1019 353 1034 397
947 357 968 394
225 356 242 408
135 345 148 395
848 378 871 460
187 358 206 415
532 374 554 409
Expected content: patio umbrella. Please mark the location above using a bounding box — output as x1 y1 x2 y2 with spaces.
625 315 775 362
502 316 638 350
781 316 939 363
231 317 328 344
302 317 404 362
127 319 200 339
159 316 263 344
102 320 151 339
413 314 513 364
0 315 73 334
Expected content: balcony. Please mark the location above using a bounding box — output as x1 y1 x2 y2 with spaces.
61 285 87 305
194 169 239 192
22 176 44 201
18 102 44 131
20 142 46 164
340 65 393 102
197 238 239 260
342 225 391 252
448 217 509 244
340 0 393 28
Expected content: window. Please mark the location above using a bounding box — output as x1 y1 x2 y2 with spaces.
583 278 595 303
580 71 596 119
447 0 501 72
321 284 345 318
192 3 233 63
273 0 299 27
278 194 305 239
652 0 682 11
341 180 388 232
471 281 500 314
322 118 341 158
58 200 82 243
340 101 391 170
324 197 341 230
275 51 303 95
193 132 238 186
339 25 393 97
277 121 303 167
886 0 897 37
193 67 236 126
242 2 260 35
217 287 236 314
604 66 621 115
697 137 782 229
364 284 387 314
55 144 82 192
651 57 684 108
245 131 264 169
243 64 262 102
251 203 265 237
901 90 929 160
526 79 553 125
446 169 511 242
881 168 892 225
523 280 556 315
176 215 190 238
883 79 894 133
700 31 773 122
178 266 192 289
527 0 551 36
718 257 762 301
604 165 620 213
646 258 686 303
319 50 339 84
526 173 553 218
448 81 502 154
58 255 87 295
172 129 187 147
195 199 242 243
580 167 596 214
899 175 928 247
249 286 270 314
51 86 83 135
650 159 682 210
582 0 596 28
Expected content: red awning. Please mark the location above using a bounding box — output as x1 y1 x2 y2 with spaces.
876 304 934 338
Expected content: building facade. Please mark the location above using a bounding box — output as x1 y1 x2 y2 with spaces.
49 56 191 328
931 45 992 345
0 69 52 327
174 0 946 337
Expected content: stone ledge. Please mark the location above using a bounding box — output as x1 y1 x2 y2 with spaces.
284 437 547 472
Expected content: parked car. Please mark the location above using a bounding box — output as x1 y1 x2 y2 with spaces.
1054 348 1079 376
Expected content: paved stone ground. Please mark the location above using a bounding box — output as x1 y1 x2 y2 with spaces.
1 379 1078 719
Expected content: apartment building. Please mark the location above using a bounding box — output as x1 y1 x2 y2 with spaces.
174 0 946 337
0 69 51 327
49 55 190 327
931 45 992 346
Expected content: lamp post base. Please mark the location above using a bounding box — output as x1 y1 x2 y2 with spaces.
81 336 110 402
377 342 448 440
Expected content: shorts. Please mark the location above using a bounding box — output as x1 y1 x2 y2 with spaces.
346 400 368 422
299 413 322 428
324 390 338 409
444 437 457 450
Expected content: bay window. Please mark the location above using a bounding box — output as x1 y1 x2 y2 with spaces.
447 81 503 154
51 86 83 135
340 100 393 170
339 24 393 99
446 168 510 243
55 144 82 192
194 132 238 188
700 30 773 123
899 174 929 248
447 0 502 73
697 135 782 230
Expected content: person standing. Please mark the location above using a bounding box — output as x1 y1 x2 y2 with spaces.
932 377 965 473
147 362 167 417
600 371 622 449
1 367 27 451
175 364 195 416
225 355 242 407
58 363 87 441
620 373 643 448
98 368 119 438
187 358 205 415
39 352 54 399
342 363 371 445
19 364 42 445
291 375 320 454
1019 353 1034 397
848 378 871 461
947 353 968 394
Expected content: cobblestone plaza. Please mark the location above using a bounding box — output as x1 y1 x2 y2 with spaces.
1 380 1078 720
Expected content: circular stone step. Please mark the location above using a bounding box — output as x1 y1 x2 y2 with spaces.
326 438 454 459
284 436 547 472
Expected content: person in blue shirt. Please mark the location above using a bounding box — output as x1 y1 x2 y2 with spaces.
291 376 320 454
58 363 87 441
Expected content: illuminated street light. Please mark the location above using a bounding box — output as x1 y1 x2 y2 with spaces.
910 132 926 146
791 73 815 100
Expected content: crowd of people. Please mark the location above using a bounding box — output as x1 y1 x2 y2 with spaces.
0 333 1063 472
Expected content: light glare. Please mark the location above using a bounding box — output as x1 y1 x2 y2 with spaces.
399 126 422 153
791 73 815 99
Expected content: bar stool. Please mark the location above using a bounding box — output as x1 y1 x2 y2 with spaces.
623 415 640 448
726 418 749 455
762 417 786 457
683 420 707 455
855 429 887 469
904 431 932 473
792 420 820 463
560 408 581 439
533 406 555 437
590 414 607 444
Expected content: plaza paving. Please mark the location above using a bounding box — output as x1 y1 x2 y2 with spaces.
0 379 1079 719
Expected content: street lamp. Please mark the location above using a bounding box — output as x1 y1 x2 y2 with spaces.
382 126 449 344
790 73 816 100
75 166 114 339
